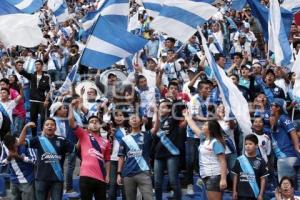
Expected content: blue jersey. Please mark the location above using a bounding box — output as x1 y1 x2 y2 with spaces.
0 144 36 184
271 114 297 158
118 132 153 177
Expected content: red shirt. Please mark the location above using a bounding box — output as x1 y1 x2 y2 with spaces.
74 127 111 182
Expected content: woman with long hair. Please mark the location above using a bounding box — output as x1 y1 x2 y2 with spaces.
183 110 227 200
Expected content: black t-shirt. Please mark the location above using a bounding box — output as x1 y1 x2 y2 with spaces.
232 155 269 198
27 135 74 182
152 116 182 159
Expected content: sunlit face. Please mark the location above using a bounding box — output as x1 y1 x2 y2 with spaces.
280 179 294 197
200 84 211 98
201 122 209 135
0 82 8 89
159 102 171 117
114 111 125 126
265 73 275 85
245 140 257 155
56 106 68 117
87 88 97 100
88 118 101 132
252 118 263 131
168 85 178 97
129 114 141 129
43 120 56 136
0 90 9 101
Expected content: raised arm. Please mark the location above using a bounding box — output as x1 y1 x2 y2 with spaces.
68 100 78 129
18 122 36 145
182 110 201 136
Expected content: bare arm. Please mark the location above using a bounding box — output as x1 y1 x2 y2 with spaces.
68 101 77 129
117 156 125 185
18 122 35 145
290 130 300 154
258 176 266 200
183 110 201 136
218 153 227 190
150 109 160 135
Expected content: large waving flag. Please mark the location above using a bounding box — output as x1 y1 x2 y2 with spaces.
199 27 252 136
59 62 79 94
247 0 293 41
80 16 147 69
150 0 218 42
47 0 69 23
81 0 129 32
292 52 300 105
268 0 292 67
281 0 300 14
139 0 163 17
0 1 45 47
5 0 43 13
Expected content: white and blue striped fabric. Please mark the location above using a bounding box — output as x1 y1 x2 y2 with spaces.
0 1 44 47
59 61 79 94
199 28 252 136
268 0 292 67
140 0 163 17
292 52 300 104
80 16 147 69
281 0 300 14
150 0 218 42
82 0 129 32
5 0 43 13
47 0 69 23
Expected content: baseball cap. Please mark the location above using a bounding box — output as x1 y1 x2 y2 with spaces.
271 98 288 114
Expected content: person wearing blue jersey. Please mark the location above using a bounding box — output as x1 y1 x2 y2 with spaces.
269 98 300 182
153 99 183 200
18 119 75 200
0 133 36 200
117 111 159 200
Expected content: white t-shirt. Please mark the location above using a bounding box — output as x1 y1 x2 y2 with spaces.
0 100 17 121
254 133 271 163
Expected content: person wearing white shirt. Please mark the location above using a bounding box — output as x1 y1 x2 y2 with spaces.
0 88 22 122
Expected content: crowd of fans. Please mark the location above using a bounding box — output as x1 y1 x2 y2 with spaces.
0 0 300 200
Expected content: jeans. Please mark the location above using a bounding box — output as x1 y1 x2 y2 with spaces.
66 152 76 191
123 171 153 200
30 102 47 136
35 180 63 200
11 182 34 200
154 157 181 200
80 176 107 200
12 116 25 136
23 84 30 111
277 157 298 182
185 138 200 185
109 161 126 200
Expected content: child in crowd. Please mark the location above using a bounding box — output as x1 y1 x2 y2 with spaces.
232 134 269 200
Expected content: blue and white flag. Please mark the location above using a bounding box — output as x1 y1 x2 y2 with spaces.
268 0 292 67
80 16 147 69
5 0 43 13
140 0 163 17
292 52 300 104
150 0 218 42
281 0 300 14
47 0 69 23
248 0 293 41
82 0 129 32
0 1 45 47
198 27 252 136
59 62 78 94
191 0 215 3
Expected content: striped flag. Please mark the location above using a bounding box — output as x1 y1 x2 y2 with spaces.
281 0 300 14
268 0 292 67
292 52 300 104
59 62 78 94
139 0 163 17
80 15 147 69
150 0 218 42
47 0 69 23
5 0 43 13
198 27 252 136
0 1 45 47
81 0 129 32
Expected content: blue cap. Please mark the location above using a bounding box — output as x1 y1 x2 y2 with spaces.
271 98 287 114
